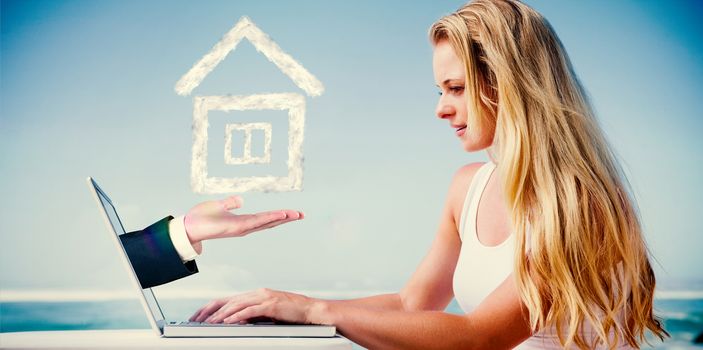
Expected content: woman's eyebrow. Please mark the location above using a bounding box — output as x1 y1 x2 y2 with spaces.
441 79 463 86
435 79 463 88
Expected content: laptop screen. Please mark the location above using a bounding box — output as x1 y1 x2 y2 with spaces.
91 178 166 324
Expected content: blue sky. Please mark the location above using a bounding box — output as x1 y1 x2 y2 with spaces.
1 0 702 297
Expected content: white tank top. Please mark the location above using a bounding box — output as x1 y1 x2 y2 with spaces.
452 162 633 349
453 161 516 312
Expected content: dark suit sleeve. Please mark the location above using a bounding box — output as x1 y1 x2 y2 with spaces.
120 216 198 288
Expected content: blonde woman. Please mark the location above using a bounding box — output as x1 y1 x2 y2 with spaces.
185 0 668 348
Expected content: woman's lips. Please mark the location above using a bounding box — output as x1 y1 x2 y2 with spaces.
456 126 467 137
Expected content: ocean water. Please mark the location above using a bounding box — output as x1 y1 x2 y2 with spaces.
1 297 701 349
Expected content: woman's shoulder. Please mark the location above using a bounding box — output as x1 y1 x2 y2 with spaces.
452 162 488 183
446 162 490 220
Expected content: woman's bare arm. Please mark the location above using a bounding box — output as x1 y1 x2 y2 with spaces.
310 273 532 350
190 163 535 349
304 164 533 349
303 163 481 313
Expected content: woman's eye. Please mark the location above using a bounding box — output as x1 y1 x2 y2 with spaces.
437 86 464 96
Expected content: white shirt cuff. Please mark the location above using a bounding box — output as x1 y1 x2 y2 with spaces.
168 215 200 262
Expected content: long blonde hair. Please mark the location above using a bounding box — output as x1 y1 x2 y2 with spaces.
430 1 667 348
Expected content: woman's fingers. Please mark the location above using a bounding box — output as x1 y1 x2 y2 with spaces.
197 289 310 325
205 295 264 323
224 304 271 324
201 290 263 323
190 298 228 322
189 307 205 322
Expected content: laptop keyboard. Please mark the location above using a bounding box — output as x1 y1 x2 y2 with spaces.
173 321 245 327
169 321 274 327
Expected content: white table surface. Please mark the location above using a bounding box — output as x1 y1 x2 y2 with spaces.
0 329 354 350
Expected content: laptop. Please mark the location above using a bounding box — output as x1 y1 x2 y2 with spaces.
86 177 337 337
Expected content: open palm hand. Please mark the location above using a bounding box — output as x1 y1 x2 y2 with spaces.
183 196 304 245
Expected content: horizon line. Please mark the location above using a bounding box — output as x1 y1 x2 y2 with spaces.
1 288 702 302
0 289 394 302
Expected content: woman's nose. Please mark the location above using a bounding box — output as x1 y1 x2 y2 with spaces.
436 98 455 120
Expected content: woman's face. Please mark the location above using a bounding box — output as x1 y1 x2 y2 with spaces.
433 40 495 152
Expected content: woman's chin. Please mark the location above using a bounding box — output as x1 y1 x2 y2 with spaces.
461 141 484 153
